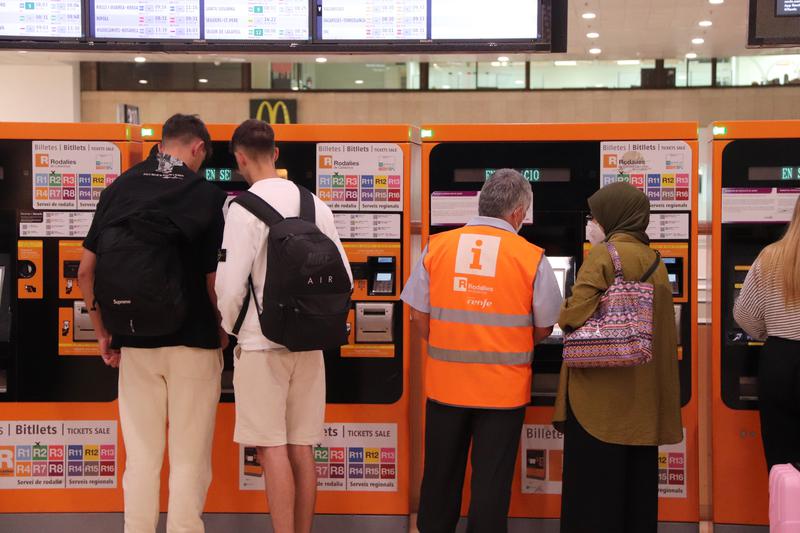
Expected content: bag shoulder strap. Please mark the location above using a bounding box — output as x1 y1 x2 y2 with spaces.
232 276 261 336
640 250 663 283
297 185 316 223
605 243 625 283
232 191 284 227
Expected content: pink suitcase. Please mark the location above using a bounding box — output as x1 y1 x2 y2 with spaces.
769 463 800 532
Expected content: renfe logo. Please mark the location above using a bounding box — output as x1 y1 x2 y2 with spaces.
603 154 618 168
319 155 333 169
34 154 49 167
455 234 501 278
453 276 468 292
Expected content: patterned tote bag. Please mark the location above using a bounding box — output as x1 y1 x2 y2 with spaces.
562 243 661 368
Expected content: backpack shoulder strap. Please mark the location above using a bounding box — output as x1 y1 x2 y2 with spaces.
297 185 316 223
232 191 284 227
640 250 662 282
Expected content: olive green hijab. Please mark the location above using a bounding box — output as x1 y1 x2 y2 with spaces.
588 182 651 244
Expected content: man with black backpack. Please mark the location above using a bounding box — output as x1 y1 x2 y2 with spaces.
215 120 352 533
77 114 227 533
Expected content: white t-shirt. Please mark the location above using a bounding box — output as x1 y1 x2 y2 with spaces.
216 178 353 351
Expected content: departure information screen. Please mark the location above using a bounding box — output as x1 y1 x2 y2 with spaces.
0 0 82 38
777 0 800 16
205 0 308 41
91 1 201 40
316 0 427 40
431 0 539 39
748 166 800 180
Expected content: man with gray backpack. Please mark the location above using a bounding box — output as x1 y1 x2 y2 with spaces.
215 119 352 533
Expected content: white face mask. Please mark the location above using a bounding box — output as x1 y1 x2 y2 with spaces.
586 220 606 245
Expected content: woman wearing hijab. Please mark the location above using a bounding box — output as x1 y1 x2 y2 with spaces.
734 196 800 472
553 182 683 533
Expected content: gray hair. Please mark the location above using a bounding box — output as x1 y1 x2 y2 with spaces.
479 168 532 219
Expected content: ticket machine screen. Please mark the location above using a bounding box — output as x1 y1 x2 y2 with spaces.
545 256 574 341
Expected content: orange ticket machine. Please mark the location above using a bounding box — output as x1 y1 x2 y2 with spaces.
143 124 418 527
421 123 699 529
711 121 800 530
0 122 141 512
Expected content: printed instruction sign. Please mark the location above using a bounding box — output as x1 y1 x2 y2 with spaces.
0 420 118 489
647 213 690 241
521 424 564 495
601 141 692 211
722 188 800 223
32 141 120 211
316 143 404 212
240 423 398 492
521 424 687 499
19 211 94 239
334 213 401 240
430 191 533 226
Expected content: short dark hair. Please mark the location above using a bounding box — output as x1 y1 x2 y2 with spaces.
230 119 276 159
162 114 212 159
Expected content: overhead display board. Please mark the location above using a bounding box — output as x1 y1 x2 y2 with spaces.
749 0 800 45
4 0 566 51
90 0 201 40
316 0 427 40
204 0 309 41
431 0 539 40
0 0 82 39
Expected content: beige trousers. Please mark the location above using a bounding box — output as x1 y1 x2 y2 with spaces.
119 346 222 533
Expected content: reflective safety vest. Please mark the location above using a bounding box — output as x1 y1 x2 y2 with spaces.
424 224 542 409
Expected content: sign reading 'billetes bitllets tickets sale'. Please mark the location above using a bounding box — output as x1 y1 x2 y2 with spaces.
600 141 692 212
32 141 121 211
316 143 403 212
239 423 398 492
0 420 118 489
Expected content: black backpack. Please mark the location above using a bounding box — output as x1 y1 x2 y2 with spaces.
94 209 188 337
232 185 352 352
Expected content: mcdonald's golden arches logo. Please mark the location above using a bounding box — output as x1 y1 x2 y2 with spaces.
249 99 298 124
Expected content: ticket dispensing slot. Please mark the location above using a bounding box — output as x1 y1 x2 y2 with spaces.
355 302 394 343
73 301 97 342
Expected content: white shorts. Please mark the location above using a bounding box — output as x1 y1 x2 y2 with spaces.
233 346 326 447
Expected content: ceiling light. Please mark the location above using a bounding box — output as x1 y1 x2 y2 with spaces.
582 12 596 19
589 48 602 55
554 60 577 66
355 79 364 84
316 57 328 63
685 52 698 59
515 80 524 85
17 50 27 54
595 84 605 88
692 37 705 44
198 78 208 84
709 0 723 4
138 79 148 84
586 32 599 39
213 61 221 66
441 85 451 89
497 56 510 62
699 20 712 27
617 60 641 65
134 56 146 63
491 61 501 67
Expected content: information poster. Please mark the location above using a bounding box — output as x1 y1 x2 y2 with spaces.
430 191 533 226
319 0 427 40
32 141 120 211
316 143 404 212
19 211 94 239
600 141 692 211
646 213 690 241
334 213 401 240
240 423 398 492
658 430 687 499
521 425 687 498
0 420 117 489
722 187 800 223
17 240 43 300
